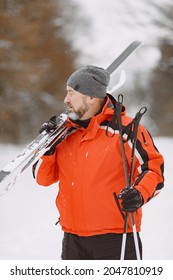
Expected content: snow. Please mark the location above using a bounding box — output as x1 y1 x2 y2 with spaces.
0 137 172 260
0 145 63 260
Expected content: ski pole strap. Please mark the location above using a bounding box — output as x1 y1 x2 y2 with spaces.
128 107 147 186
113 192 126 221
122 106 147 144
131 107 147 142
113 192 131 230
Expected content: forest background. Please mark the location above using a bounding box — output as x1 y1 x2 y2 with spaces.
0 0 173 144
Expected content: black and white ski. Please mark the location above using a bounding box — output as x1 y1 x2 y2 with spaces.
0 113 69 195
0 40 143 195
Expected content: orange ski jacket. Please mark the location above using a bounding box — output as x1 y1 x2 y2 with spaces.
34 96 164 236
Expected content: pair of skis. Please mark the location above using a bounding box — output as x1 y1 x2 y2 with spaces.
0 113 69 195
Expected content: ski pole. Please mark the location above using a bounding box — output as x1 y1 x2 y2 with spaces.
128 107 147 260
115 94 131 260
115 94 146 260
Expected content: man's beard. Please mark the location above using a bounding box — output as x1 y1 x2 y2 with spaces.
67 104 88 121
68 111 81 120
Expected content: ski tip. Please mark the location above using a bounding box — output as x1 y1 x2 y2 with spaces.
132 40 144 46
106 40 145 74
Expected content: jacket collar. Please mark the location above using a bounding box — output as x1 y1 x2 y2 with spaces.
66 95 126 131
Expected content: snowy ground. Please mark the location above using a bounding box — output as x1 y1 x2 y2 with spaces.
0 137 172 260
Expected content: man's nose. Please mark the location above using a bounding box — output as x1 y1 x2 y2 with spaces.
64 93 70 104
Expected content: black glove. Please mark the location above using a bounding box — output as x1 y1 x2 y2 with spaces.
39 115 58 155
39 115 57 134
118 186 144 212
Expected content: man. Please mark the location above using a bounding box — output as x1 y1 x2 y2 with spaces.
33 65 164 260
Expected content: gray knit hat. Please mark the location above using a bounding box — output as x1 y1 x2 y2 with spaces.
67 65 110 98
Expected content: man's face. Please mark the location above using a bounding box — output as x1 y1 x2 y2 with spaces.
64 86 90 120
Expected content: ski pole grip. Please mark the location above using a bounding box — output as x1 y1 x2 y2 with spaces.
118 93 123 104
134 106 147 124
139 107 147 116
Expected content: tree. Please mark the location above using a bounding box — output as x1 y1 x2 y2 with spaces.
0 0 81 143
148 39 173 136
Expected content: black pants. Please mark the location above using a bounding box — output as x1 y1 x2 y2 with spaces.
61 232 142 260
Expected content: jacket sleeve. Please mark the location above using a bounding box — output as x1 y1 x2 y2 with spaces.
125 124 164 204
33 149 59 186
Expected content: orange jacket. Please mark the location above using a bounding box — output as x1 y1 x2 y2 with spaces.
35 97 164 236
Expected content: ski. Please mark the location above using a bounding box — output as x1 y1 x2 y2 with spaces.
106 40 143 74
107 41 143 94
0 41 143 195
108 69 126 95
0 113 70 195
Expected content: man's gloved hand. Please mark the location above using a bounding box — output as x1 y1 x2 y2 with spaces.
39 115 58 155
118 186 144 212
39 115 57 134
